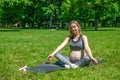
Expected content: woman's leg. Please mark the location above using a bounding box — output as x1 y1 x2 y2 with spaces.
74 56 91 67
55 53 72 65
55 53 84 68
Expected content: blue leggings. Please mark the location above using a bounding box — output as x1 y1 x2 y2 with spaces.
55 53 91 67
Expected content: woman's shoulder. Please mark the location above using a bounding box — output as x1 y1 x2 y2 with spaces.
81 34 88 40
82 35 87 37
67 35 72 38
64 35 71 41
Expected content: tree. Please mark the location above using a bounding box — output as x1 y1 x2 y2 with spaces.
0 0 32 28
0 0 120 29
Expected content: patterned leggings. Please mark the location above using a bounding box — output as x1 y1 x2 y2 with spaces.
55 53 91 67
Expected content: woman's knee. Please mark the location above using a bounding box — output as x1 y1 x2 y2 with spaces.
55 53 61 58
83 56 91 62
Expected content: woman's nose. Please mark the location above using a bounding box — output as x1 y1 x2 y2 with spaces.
72 28 75 30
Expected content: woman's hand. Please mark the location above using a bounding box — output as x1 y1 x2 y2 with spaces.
91 58 98 64
47 54 54 61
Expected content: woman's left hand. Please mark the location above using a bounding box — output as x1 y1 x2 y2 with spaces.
91 58 98 64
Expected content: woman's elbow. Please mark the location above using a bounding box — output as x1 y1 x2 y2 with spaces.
84 46 90 51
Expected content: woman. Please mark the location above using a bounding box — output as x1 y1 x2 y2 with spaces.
47 20 98 68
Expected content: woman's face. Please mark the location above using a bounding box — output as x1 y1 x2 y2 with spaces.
70 23 80 35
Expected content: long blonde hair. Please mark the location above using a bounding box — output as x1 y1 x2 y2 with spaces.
69 20 81 35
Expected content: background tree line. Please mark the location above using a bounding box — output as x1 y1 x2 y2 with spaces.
0 0 120 30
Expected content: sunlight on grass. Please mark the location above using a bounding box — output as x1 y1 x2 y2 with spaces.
0 28 120 80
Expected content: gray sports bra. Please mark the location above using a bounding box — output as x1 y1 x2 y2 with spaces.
69 35 84 50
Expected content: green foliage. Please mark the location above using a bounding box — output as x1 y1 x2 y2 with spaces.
0 0 120 29
0 0 32 26
42 4 56 17
61 0 71 20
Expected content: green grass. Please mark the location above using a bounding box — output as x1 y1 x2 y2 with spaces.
0 28 120 80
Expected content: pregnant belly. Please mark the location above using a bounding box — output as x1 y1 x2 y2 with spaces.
69 50 84 62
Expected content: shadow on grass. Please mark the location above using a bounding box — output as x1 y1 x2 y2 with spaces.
0 29 21 32
82 28 120 31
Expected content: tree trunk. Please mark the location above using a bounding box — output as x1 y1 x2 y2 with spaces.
49 16 52 29
94 19 99 31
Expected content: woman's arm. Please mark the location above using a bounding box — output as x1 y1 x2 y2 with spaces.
82 35 98 64
47 37 70 61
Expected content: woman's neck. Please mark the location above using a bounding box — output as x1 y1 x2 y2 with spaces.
72 34 80 41
73 33 80 38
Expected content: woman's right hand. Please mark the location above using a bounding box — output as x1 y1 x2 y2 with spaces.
47 54 54 61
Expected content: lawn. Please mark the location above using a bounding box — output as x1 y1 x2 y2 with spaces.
0 28 120 80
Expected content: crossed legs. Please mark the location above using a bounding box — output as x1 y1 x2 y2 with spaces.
55 53 91 68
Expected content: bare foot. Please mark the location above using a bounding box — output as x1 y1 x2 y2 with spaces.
19 65 27 72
